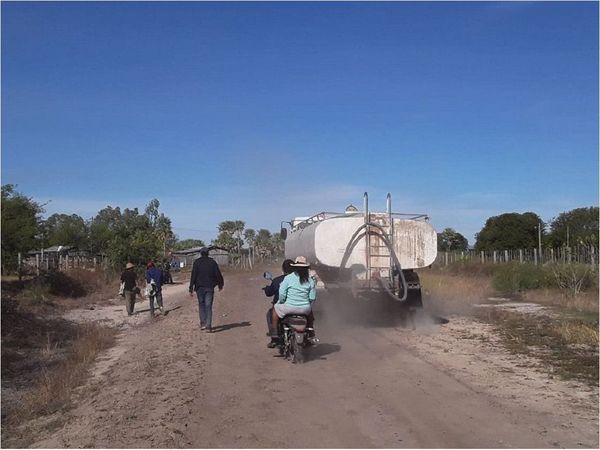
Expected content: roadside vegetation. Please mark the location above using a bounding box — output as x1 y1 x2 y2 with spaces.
421 261 599 386
1 270 119 446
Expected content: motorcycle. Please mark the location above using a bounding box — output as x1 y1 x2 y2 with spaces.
263 271 314 364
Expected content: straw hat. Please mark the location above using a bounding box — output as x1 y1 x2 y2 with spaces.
125 262 135 269
290 256 310 267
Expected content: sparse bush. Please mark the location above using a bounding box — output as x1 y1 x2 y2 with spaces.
550 263 597 298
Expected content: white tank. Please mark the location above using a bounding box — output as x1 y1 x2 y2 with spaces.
285 214 437 272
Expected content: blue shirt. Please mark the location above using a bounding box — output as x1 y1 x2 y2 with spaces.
278 273 316 307
145 267 163 291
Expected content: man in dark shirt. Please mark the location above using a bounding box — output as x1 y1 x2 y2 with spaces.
263 259 294 347
120 262 137 316
188 248 224 332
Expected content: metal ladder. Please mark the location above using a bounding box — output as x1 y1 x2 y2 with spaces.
364 193 395 287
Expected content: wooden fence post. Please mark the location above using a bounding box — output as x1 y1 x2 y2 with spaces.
480 251 484 263
534 249 538 265
36 254 40 276
18 252 22 280
493 251 497 264
591 246 595 266
444 252 448 266
519 249 523 264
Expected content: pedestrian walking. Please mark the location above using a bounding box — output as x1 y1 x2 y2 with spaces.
145 261 165 317
120 262 137 316
188 247 224 332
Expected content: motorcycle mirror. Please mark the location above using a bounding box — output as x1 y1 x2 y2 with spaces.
263 271 273 281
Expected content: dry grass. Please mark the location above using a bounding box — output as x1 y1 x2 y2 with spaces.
420 269 599 385
2 320 116 447
18 324 116 419
420 271 495 316
478 308 599 384
554 321 599 347
1 270 119 446
522 288 599 315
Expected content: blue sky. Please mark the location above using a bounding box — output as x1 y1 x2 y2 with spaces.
2 1 598 245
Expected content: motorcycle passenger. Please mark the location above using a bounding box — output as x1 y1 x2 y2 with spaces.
271 256 316 342
263 259 294 347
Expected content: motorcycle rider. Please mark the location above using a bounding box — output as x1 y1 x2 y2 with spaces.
263 259 294 347
271 256 316 343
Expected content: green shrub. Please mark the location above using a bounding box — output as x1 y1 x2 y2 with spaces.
492 262 598 296
492 263 553 294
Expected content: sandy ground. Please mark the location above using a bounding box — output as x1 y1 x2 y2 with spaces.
22 268 599 448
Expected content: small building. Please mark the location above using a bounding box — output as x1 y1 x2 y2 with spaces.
172 246 230 268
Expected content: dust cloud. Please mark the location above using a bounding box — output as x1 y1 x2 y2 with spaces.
312 287 448 334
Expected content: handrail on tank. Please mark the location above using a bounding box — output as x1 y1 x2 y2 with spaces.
290 210 429 230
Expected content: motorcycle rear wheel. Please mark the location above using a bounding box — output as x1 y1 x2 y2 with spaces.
291 338 304 364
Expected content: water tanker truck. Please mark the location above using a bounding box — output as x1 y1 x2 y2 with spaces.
280 192 437 309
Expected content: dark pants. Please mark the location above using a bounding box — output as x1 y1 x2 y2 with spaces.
268 308 316 338
196 288 215 328
266 306 275 336
149 291 163 315
124 290 135 315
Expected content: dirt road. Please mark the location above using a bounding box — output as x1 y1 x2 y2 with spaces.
30 268 598 448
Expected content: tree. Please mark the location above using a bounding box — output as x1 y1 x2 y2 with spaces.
548 207 599 247
44 213 88 249
437 228 468 251
270 232 284 256
244 229 256 249
213 220 245 253
144 198 161 227
475 212 543 251
255 229 272 256
1 185 44 272
88 200 174 267
88 206 122 255
173 239 206 251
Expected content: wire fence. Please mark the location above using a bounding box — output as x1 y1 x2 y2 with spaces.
19 252 107 277
434 245 599 267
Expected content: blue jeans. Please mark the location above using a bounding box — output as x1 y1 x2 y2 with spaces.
149 291 163 315
196 288 214 328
